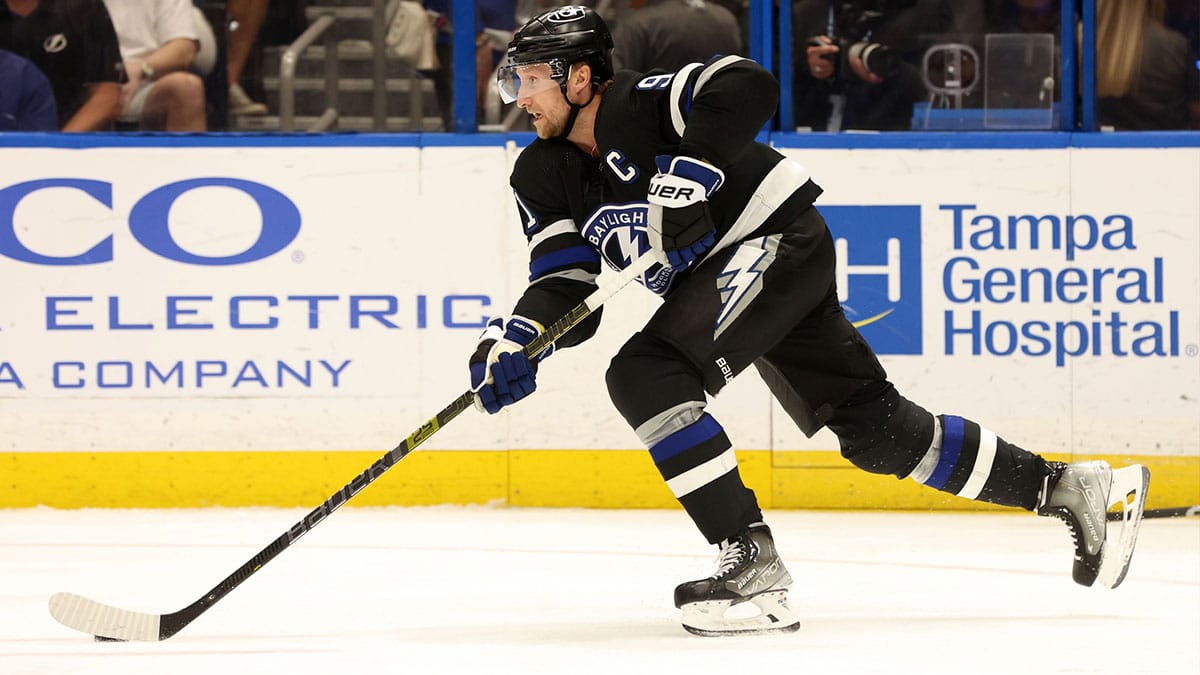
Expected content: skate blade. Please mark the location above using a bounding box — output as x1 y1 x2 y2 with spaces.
680 590 800 637
1097 465 1150 589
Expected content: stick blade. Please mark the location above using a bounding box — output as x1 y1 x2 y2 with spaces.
49 592 162 642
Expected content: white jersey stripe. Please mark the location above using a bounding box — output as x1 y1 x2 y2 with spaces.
701 158 811 263
666 448 738 498
528 219 578 250
958 428 998 500
693 55 746 96
668 63 703 138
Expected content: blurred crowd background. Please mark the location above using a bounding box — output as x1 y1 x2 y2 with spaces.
1 0 1196 133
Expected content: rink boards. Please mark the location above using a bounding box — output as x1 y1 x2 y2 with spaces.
1 134 1197 510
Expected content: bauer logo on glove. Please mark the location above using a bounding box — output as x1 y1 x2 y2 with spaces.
647 155 725 269
647 178 700 203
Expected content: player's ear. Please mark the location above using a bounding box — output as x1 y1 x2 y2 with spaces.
571 62 592 92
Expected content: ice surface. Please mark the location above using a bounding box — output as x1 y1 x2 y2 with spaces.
2 506 1197 675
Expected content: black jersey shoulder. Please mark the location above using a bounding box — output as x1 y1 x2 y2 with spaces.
513 138 589 204
511 137 607 237
599 58 780 170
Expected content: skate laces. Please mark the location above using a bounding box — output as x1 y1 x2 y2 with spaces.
1047 508 1084 552
1041 463 1107 556
712 537 747 578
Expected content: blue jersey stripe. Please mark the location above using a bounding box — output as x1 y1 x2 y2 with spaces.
927 415 965 490
528 246 599 280
649 414 722 463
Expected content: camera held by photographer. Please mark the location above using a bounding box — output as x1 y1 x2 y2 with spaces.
794 0 957 131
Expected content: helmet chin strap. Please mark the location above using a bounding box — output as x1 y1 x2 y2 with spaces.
554 98 588 140
553 66 598 141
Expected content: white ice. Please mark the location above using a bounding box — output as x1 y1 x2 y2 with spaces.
2 506 1197 675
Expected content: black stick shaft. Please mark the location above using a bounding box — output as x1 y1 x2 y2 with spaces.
156 255 658 639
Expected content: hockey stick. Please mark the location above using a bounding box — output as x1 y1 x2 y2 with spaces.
1108 505 1200 521
48 254 659 642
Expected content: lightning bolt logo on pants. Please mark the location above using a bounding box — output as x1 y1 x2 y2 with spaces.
714 235 779 339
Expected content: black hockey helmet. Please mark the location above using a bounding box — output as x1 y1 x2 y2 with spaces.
497 5 614 103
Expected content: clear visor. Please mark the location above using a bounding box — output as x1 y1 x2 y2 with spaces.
496 59 567 104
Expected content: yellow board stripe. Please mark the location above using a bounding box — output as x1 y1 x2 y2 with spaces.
2 450 1196 511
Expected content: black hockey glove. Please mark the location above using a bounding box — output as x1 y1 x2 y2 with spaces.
647 155 725 268
469 315 553 414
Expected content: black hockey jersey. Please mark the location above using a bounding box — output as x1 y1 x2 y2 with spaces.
509 55 822 349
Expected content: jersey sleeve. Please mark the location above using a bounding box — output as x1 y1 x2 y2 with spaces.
654 56 780 169
508 141 604 350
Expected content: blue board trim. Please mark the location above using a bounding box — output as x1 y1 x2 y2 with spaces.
2 131 1197 150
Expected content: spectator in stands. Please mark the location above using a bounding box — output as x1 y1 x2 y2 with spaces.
477 0 518 122
1164 0 1197 57
985 0 1059 35
1093 0 1200 130
422 0 456 131
711 0 749 49
0 0 124 131
792 0 957 131
611 0 742 73
103 0 207 131
422 0 516 131
226 0 269 116
0 48 58 130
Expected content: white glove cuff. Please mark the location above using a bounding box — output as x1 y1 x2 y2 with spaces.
647 172 707 208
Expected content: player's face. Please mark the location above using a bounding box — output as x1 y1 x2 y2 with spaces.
522 86 571 139
500 62 571 138
497 61 564 103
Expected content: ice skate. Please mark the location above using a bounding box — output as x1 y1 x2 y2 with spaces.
1037 460 1150 589
674 523 800 636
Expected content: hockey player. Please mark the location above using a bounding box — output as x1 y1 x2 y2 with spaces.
468 4 1151 636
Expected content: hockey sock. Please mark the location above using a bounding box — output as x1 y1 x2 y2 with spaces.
909 415 1049 510
647 412 762 543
